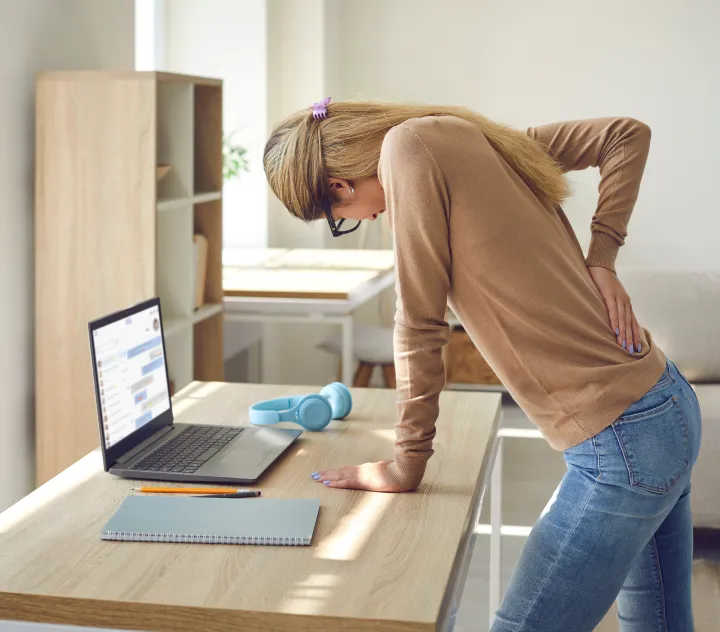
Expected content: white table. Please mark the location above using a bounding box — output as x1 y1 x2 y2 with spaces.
223 248 396 385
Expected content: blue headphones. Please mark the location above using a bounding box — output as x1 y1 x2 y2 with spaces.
248 382 352 431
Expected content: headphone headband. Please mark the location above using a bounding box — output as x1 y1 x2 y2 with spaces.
248 384 352 431
248 396 302 425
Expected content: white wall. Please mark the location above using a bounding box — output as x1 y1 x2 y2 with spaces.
329 0 720 271
0 0 135 512
266 0 328 251
163 0 268 250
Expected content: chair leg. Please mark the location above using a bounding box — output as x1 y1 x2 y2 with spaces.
382 364 396 389
353 362 374 388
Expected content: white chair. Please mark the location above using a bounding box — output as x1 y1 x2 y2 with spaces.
317 325 396 388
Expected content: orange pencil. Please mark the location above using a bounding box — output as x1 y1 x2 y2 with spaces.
132 487 251 494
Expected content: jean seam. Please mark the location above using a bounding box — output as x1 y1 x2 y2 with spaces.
670 373 699 418
592 435 602 480
515 480 599 630
611 424 634 486
616 396 676 424
646 367 672 395
650 536 669 632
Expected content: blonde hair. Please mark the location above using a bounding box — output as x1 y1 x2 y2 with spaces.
263 101 570 222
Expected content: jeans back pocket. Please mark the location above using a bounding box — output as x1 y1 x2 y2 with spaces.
611 395 689 494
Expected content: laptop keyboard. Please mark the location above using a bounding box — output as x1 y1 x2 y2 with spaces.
130 426 243 474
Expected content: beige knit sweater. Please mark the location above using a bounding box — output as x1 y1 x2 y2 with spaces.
377 115 667 489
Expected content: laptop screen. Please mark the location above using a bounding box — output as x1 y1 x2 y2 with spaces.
91 303 171 449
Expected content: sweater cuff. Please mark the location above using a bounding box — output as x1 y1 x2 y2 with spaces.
387 454 429 491
585 231 620 272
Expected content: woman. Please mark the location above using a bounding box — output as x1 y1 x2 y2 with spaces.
263 99 702 631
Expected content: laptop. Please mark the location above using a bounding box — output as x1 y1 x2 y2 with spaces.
88 297 302 484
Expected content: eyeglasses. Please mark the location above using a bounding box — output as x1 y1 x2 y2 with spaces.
323 202 361 237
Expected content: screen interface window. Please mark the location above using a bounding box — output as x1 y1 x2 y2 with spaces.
93 306 170 448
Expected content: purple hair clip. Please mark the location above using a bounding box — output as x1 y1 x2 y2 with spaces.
312 97 331 120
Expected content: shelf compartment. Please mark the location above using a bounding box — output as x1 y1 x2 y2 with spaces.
157 203 194 319
194 84 223 194
192 190 222 204
193 199 223 304
165 326 194 394
163 303 220 339
157 81 193 201
163 316 189 338
193 302 223 324
194 312 224 382
157 190 222 211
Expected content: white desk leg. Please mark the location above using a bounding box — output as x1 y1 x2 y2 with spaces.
340 316 354 386
489 434 503 629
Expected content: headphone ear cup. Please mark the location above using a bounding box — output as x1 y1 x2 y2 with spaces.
296 394 332 431
319 382 352 419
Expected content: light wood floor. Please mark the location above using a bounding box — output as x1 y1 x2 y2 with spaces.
454 401 720 631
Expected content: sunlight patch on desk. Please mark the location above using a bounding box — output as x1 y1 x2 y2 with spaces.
0 452 100 534
174 381 204 398
171 396 202 416
369 429 395 442
277 573 340 615
189 381 225 398
315 493 393 561
171 382 225 416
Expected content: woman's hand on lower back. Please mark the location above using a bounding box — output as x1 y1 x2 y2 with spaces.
587 266 641 355
311 461 414 492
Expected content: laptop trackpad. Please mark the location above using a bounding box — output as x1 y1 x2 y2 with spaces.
223 427 289 464
220 445 271 468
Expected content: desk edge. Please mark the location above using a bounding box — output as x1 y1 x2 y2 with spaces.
0 591 436 632
436 395 502 628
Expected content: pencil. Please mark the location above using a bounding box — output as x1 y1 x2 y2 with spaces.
196 491 261 499
132 487 251 494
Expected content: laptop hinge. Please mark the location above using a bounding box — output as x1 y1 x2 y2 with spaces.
115 425 174 465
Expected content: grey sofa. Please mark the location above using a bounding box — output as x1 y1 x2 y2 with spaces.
618 267 720 530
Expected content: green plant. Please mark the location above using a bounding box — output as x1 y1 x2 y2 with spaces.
223 131 250 181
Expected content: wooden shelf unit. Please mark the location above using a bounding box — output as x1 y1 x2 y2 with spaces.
34 71 225 486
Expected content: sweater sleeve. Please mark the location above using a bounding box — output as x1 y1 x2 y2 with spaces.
526 118 652 272
377 124 451 490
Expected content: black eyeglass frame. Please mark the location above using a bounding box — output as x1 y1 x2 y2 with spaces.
322 201 361 237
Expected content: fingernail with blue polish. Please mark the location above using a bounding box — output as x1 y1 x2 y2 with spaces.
615 328 620 336
629 345 635 355
638 344 642 353
311 472 320 480
622 340 627 349
323 481 331 486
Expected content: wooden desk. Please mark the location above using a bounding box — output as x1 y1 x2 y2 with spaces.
0 382 501 632
223 248 396 384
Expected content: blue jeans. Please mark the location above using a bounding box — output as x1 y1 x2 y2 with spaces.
492 359 703 631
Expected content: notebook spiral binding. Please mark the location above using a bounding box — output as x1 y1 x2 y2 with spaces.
101 531 309 545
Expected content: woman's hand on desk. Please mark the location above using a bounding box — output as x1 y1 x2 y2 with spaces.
311 460 413 492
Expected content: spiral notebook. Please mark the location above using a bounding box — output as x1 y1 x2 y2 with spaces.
101 495 321 546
